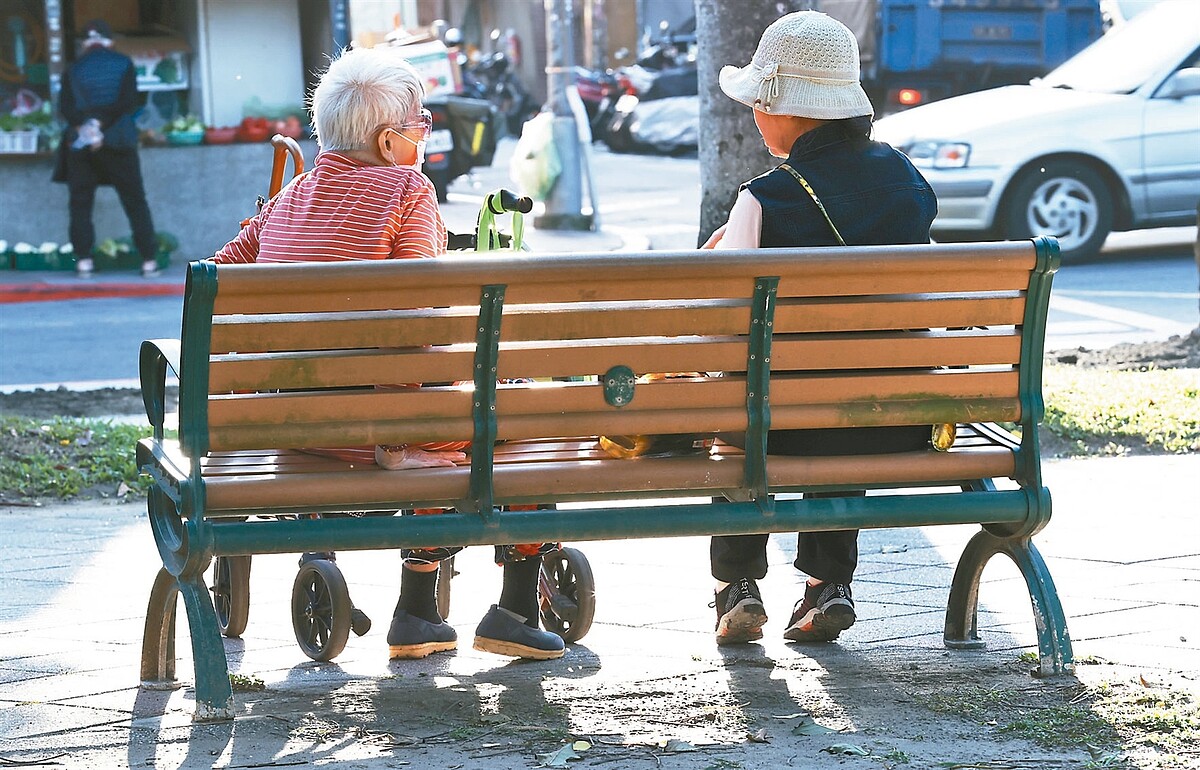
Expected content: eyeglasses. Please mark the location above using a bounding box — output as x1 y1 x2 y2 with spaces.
398 109 432 139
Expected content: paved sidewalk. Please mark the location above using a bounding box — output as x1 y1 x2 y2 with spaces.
1 454 1196 768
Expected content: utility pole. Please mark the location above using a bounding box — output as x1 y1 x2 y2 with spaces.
586 0 608 70
537 0 593 231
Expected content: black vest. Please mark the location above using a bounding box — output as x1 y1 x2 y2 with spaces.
745 118 937 248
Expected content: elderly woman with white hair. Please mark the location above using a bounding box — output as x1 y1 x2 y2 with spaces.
212 46 566 663
703 11 938 649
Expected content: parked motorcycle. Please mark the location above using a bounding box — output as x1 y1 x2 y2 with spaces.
572 66 636 143
424 95 503 202
460 29 539 137
589 19 700 154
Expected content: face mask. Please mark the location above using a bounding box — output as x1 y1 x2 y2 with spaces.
393 131 425 171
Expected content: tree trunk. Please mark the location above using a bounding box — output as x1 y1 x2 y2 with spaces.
695 1 792 246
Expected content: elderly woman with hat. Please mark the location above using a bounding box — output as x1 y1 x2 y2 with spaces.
704 12 938 647
212 46 566 663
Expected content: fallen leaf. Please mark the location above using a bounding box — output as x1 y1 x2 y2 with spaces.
117 482 131 498
571 740 591 751
791 715 836 736
537 744 581 767
821 743 870 756
662 739 696 752
747 728 769 743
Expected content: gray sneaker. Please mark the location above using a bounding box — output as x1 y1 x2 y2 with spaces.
387 609 457 659
473 605 565 660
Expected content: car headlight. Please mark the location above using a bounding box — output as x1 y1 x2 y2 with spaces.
904 141 971 169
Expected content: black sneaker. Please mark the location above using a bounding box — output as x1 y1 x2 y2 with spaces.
783 582 855 643
713 578 768 645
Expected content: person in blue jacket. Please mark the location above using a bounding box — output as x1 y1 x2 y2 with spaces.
58 19 158 278
703 11 938 647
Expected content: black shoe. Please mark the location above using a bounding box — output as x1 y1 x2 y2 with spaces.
387 609 457 659
783 582 855 643
713 578 768 646
473 605 565 660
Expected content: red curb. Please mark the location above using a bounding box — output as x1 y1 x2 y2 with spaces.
0 282 184 303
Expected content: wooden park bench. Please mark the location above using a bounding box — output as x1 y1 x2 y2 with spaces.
136 236 1070 721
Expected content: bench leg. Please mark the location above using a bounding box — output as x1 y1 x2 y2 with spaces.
138 566 235 721
944 529 1074 677
140 567 179 689
178 572 235 721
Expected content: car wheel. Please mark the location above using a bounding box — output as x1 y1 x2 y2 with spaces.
1003 160 1113 262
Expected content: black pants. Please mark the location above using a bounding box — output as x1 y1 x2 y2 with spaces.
711 425 930 585
67 147 157 263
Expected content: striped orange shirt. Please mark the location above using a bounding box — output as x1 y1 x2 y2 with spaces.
213 151 463 464
213 151 447 263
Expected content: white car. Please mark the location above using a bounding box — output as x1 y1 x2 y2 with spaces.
873 0 1200 261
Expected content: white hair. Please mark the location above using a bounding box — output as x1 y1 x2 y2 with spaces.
310 47 426 151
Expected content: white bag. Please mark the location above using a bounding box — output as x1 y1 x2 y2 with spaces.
509 111 561 201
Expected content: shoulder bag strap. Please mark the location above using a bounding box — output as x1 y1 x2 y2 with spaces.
777 162 847 246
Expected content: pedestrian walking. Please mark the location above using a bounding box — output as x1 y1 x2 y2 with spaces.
56 19 159 278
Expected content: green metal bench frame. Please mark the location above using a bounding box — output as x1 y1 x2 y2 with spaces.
137 237 1068 722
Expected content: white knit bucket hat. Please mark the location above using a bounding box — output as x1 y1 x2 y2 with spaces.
719 11 873 119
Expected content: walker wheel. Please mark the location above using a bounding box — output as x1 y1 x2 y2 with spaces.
291 559 351 661
211 555 251 638
539 547 595 642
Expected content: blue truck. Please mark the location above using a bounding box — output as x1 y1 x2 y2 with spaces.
814 0 1104 112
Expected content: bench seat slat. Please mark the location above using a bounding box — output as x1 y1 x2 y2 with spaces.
178 431 1018 515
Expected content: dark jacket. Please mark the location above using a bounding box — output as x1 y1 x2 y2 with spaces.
60 46 140 149
746 116 936 248
743 116 938 456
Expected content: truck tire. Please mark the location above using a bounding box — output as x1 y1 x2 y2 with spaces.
1002 160 1113 263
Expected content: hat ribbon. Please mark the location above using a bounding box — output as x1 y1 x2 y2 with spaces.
753 61 859 111
755 63 782 110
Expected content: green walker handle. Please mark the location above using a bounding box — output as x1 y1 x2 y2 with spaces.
476 190 533 252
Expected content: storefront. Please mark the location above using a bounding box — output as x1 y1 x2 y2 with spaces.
0 0 347 261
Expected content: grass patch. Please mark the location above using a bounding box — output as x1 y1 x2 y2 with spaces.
1040 366 1200 455
915 676 1200 759
0 416 160 502
229 673 265 692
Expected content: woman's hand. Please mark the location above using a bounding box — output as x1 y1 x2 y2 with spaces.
375 445 466 470
701 224 727 250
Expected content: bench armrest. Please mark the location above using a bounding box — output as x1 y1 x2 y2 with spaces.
140 338 181 440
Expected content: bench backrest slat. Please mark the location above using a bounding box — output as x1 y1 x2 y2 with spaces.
206 329 1022 392
182 242 1055 455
